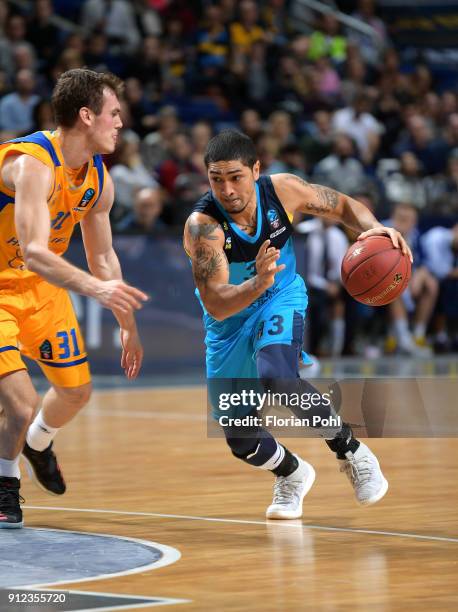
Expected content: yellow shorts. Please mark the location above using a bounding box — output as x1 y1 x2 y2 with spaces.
0 277 91 387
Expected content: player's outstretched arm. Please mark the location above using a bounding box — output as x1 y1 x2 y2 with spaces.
81 173 145 378
13 154 148 315
271 173 412 262
185 213 284 321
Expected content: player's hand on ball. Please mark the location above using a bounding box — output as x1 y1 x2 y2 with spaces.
95 280 149 313
357 227 413 263
120 326 144 379
255 240 286 289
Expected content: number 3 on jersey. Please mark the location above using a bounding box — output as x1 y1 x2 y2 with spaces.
257 314 284 339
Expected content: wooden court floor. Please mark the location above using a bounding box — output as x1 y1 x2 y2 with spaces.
19 386 458 611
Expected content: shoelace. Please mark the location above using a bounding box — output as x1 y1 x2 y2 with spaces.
341 455 373 486
272 478 301 505
0 488 25 507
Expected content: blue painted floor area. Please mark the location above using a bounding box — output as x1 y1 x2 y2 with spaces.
0 529 162 588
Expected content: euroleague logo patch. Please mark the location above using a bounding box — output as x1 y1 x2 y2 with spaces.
39 339 53 360
349 245 365 259
267 209 281 230
73 188 95 211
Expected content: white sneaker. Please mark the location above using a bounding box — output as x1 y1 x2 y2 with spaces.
339 442 388 506
266 456 316 519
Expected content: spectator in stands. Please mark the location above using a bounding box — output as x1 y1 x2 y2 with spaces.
84 32 123 75
31 99 54 132
349 0 388 67
275 143 308 181
239 108 264 142
123 77 156 137
422 224 458 351
111 130 158 217
190 120 213 175
424 148 458 217
256 133 283 175
312 57 341 103
195 4 230 73
115 186 165 235
3 13 36 82
385 152 428 210
393 114 449 175
333 89 384 164
135 0 162 37
230 0 265 58
308 13 347 65
268 53 311 114
296 218 349 356
157 131 200 195
80 0 141 55
444 113 458 151
313 133 366 194
245 40 270 105
127 36 162 99
261 0 290 46
385 203 438 354
266 110 295 147
142 105 180 171
0 69 39 138
27 0 61 68
300 110 334 166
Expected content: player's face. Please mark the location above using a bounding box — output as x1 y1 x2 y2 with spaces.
208 160 260 214
91 88 123 154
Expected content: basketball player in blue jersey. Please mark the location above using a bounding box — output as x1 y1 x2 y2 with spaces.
184 130 412 519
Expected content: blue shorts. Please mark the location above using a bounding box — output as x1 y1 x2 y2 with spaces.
205 275 309 379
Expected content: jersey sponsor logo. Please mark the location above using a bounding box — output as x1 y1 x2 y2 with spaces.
7 248 25 270
270 226 286 239
73 188 95 211
39 339 53 360
267 208 281 230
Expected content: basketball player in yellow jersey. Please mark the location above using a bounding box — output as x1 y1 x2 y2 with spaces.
0 69 149 528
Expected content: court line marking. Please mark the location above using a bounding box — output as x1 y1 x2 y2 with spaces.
10 527 182 590
24 506 458 545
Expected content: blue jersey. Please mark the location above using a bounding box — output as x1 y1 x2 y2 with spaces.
193 175 301 322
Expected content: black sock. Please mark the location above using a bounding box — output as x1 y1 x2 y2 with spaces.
325 423 360 459
271 446 298 477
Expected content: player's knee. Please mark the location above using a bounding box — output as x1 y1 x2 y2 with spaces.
6 401 37 436
55 382 92 408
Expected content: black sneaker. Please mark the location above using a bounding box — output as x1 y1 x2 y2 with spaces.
22 442 66 495
0 476 24 528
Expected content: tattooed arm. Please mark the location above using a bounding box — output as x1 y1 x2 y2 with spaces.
271 174 413 259
271 173 381 233
184 212 283 321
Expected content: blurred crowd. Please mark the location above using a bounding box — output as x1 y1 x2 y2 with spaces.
0 0 457 355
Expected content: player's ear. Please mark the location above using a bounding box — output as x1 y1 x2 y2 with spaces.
79 106 93 127
252 160 260 180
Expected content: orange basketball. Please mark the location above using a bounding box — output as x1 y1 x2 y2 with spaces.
341 235 411 306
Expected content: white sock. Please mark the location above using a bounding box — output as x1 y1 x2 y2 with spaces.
0 456 20 478
331 318 345 356
413 323 426 339
26 411 59 451
394 318 413 347
252 443 285 471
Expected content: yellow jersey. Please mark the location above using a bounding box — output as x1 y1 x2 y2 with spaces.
0 130 106 282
